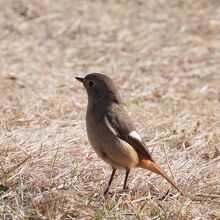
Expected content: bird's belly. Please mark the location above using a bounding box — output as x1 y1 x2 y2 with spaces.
86 120 139 169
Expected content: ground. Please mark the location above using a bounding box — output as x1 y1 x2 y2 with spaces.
0 0 220 219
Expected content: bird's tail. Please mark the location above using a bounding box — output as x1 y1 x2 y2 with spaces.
139 159 183 195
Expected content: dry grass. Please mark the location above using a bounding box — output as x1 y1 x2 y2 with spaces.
0 0 220 219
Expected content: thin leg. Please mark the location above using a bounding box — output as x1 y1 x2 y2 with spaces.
123 168 130 189
104 168 116 195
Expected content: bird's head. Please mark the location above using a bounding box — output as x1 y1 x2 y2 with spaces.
75 73 121 104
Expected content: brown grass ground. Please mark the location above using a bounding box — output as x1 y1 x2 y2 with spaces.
0 0 220 219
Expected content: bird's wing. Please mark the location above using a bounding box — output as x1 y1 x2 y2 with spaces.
104 105 154 161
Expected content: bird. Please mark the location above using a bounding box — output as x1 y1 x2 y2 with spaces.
75 73 183 195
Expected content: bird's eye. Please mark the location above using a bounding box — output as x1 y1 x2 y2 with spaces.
88 80 94 88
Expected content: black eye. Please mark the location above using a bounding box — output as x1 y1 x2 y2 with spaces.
88 80 94 87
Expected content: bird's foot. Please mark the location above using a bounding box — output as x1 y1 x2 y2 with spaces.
118 187 137 195
103 187 110 196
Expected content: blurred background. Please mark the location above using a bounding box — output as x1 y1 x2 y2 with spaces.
0 0 220 219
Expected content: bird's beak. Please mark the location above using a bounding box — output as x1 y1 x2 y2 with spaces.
75 77 84 83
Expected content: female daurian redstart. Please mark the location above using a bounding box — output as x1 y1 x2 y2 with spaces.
76 73 182 195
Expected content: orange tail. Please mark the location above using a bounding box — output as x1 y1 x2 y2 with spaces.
139 159 183 195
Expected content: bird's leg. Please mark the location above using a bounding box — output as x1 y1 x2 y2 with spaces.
123 168 130 189
104 168 116 195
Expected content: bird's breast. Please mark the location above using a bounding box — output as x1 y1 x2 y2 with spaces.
86 109 139 169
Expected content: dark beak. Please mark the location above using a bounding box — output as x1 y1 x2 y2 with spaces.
75 77 84 83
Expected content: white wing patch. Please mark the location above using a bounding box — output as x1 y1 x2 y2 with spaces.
104 116 119 136
129 130 142 141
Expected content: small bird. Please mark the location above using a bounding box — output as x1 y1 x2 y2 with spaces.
76 73 182 195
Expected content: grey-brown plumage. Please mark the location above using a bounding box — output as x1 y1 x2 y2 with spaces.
76 73 183 195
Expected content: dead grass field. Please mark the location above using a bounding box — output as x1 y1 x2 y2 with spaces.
0 0 220 219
